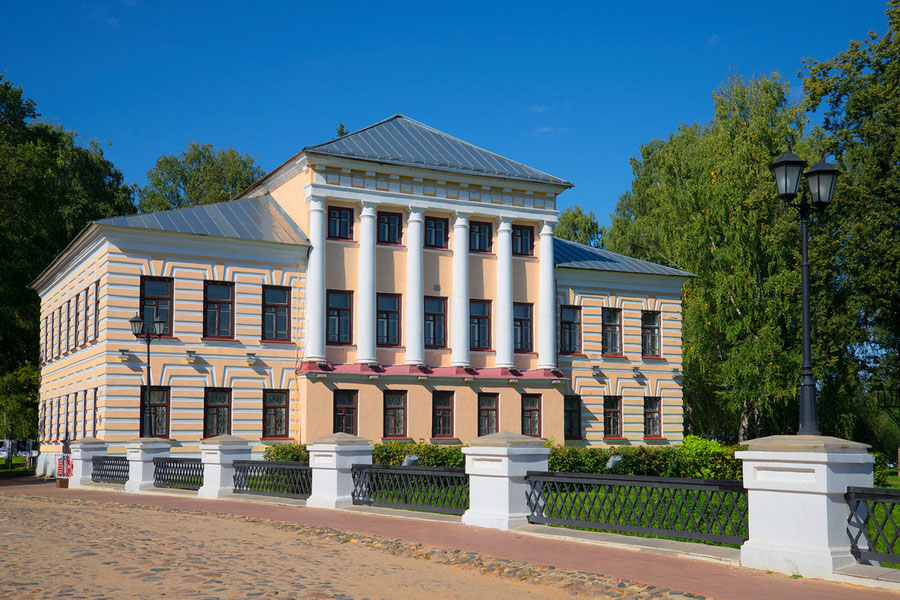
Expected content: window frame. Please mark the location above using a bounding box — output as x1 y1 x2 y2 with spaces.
326 290 353 345
140 276 174 337
511 225 534 256
376 293 402 347
140 385 170 439
91 387 98 437
602 307 623 356
424 296 447 349
382 390 408 439
513 302 533 352
262 389 290 439
559 305 582 355
641 310 662 358
203 280 235 340
376 211 403 245
93 280 100 341
66 299 71 353
521 394 541 437
469 221 493 253
424 216 449 249
327 206 354 240
603 395 624 439
83 285 90 345
73 292 80 349
469 299 492 350
333 390 358 435
644 396 663 439
431 391 454 439
203 387 232 438
477 393 499 437
261 285 291 342
564 395 583 440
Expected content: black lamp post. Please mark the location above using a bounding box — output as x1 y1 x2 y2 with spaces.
769 149 839 435
130 313 166 437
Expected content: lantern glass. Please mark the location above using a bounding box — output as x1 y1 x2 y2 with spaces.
805 159 838 208
153 316 166 336
129 314 144 336
769 151 807 199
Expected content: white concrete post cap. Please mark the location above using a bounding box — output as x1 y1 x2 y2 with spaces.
465 431 547 447
69 437 107 447
742 435 870 454
125 437 174 448
309 432 372 446
200 434 252 446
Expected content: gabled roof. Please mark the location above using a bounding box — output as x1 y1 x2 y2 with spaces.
94 196 307 245
303 115 572 187
554 237 695 277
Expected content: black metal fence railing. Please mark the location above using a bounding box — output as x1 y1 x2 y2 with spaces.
153 457 203 490
91 455 128 483
233 460 311 498
846 486 900 564
351 464 469 515
525 471 748 545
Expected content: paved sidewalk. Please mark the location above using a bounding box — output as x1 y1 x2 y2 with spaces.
2 479 891 600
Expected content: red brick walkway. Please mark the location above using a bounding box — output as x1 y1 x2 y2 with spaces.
2 479 888 600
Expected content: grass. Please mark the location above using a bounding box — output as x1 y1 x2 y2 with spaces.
0 456 32 473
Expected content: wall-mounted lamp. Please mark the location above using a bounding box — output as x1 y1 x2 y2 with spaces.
591 365 605 379
118 349 130 362
245 352 257 366
185 350 198 364
672 368 682 378
632 366 642 376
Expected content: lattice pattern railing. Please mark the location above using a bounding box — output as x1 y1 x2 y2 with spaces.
91 455 128 483
153 457 203 490
351 464 469 515
525 471 748 544
233 460 311 498
846 486 900 564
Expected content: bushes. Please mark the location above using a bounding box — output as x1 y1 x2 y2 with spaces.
263 441 463 468
263 443 309 463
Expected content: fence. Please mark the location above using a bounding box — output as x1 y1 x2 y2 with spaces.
153 457 204 490
91 455 128 484
233 460 311 499
351 464 469 515
846 486 900 564
525 471 749 545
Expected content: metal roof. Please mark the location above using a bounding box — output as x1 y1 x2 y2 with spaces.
304 115 572 187
554 237 695 277
94 196 308 245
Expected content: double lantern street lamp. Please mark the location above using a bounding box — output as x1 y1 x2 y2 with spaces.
129 313 166 437
769 149 839 436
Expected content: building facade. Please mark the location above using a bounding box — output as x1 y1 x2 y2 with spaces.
31 115 692 472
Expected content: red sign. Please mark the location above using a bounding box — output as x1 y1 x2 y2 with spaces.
57 454 72 479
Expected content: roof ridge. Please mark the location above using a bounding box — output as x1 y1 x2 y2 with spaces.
95 195 259 224
303 114 405 152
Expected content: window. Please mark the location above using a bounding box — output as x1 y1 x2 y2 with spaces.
376 294 401 346
470 300 491 350
564 396 582 439
644 397 662 438
424 297 447 348
521 395 541 437
56 307 61 357
74 293 80 348
83 285 90 344
478 394 498 436
432 392 454 438
263 389 289 438
40 316 46 363
140 276 173 335
91 387 98 437
512 225 534 256
328 206 353 239
204 281 234 338
560 306 581 354
602 308 622 355
513 303 533 352
641 311 661 357
424 217 448 249
66 299 71 352
377 211 402 244
327 291 352 344
140 386 170 438
203 388 231 437
93 280 100 341
333 390 357 435
262 286 290 341
383 391 407 438
470 221 492 252
604 396 622 438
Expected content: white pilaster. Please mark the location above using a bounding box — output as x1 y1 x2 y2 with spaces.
124 438 172 493
68 437 107 488
405 209 425 366
197 435 253 499
357 202 378 364
537 222 556 370
306 433 373 509
451 213 470 367
495 218 514 368
305 196 327 362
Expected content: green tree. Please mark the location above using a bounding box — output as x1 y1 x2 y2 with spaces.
336 123 349 137
0 364 39 456
0 75 135 374
554 206 602 247
136 142 264 213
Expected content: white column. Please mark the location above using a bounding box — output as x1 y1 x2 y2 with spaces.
537 222 556 370
451 213 470 367
68 437 107 488
495 218 514 368
306 433 373 509
405 209 425 366
197 434 253 499
357 202 377 364
124 438 172 493
304 196 327 362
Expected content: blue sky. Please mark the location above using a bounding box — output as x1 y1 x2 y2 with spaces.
0 1 890 227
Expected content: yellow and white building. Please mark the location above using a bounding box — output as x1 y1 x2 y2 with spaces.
31 115 692 472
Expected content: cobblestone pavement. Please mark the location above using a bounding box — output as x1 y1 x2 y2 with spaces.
0 493 701 600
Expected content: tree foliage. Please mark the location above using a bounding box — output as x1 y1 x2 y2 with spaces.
554 206 602 247
0 364 38 440
136 142 264 213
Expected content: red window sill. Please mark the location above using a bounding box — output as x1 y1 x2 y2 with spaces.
261 339 293 344
560 352 587 357
601 354 627 358
603 436 628 441
424 246 449 252
564 437 587 441
381 437 412 442
469 250 494 255
425 345 448 350
643 437 668 441
514 350 536 355
377 242 404 247
377 345 404 349
471 348 494 353
201 337 237 342
260 436 293 441
641 356 665 360
326 342 354 347
327 237 355 243
512 253 534 258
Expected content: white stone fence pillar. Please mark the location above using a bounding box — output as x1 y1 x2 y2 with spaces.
198 435 253 499
735 435 874 579
306 433 373 509
462 431 550 531
68 438 107 488
125 438 173 493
